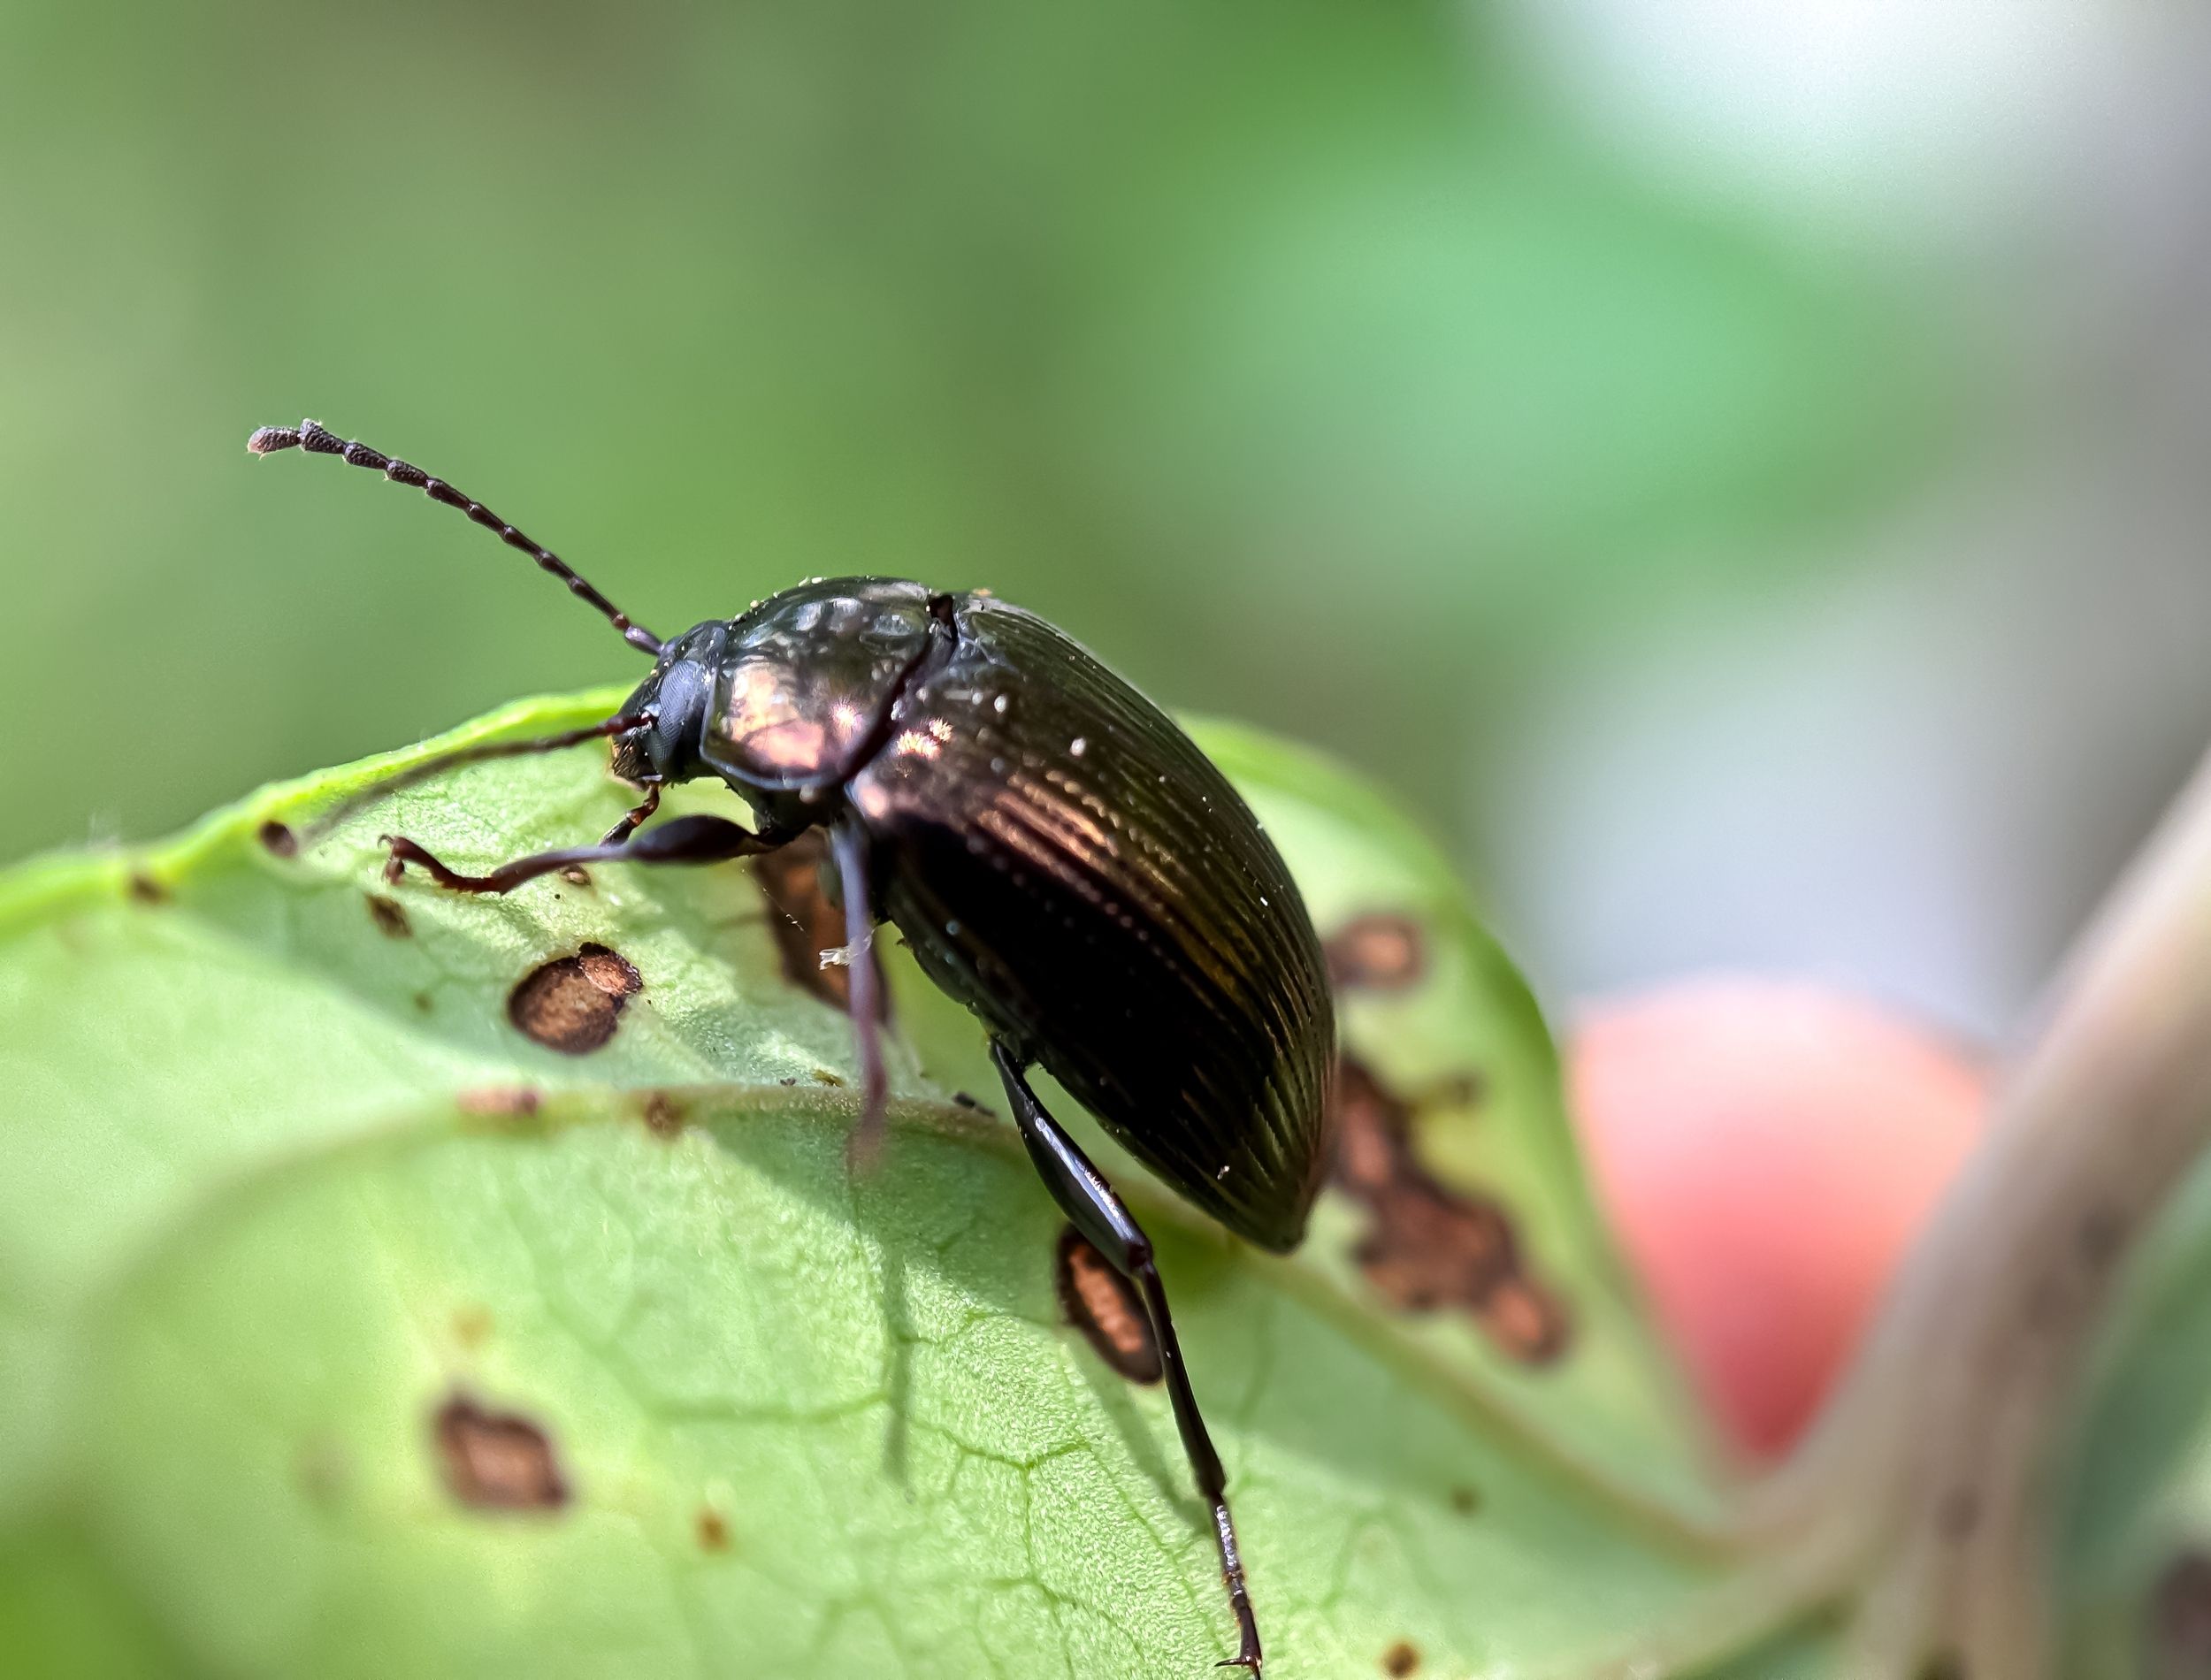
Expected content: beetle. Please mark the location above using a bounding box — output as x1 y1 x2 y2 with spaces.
248 418 1337 1674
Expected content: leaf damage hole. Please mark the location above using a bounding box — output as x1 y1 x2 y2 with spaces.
508 943 643 1054
432 1393 569 1512
1331 1058 1570 1364
257 819 298 857
2153 1551 2211 1679
1381 1640 1421 1676
752 832 890 1020
1054 1226 1162 1384
1326 913 1427 992
365 893 411 937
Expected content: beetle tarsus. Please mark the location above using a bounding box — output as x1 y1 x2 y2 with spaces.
380 835 512 893
1214 1500 1263 1673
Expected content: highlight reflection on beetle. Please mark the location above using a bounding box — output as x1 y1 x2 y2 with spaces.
249 416 1338 1676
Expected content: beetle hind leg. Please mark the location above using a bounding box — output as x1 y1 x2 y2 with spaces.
987 1039 1266 1676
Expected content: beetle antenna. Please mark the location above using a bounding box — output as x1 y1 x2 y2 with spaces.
247 419 664 656
295 714 652 850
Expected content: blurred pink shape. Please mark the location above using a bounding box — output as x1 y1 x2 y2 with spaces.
1569 978 1989 1461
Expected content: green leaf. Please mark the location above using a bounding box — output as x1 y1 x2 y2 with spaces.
0 691 1793 1678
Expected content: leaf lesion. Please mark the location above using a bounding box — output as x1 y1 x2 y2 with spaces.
7 691 1816 1679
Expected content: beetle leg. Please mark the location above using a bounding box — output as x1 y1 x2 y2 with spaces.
597 783 662 846
988 1038 1266 1676
383 813 794 895
831 821 891 1171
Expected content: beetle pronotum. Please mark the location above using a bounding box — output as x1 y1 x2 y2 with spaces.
249 418 1338 1674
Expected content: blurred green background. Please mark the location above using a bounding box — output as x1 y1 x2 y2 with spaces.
4 0 2206 1034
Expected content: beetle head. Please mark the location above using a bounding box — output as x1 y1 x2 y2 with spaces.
610 620 729 787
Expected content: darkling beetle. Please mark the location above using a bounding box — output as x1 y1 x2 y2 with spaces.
249 419 1337 1674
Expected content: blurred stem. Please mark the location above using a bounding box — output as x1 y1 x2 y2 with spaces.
1752 740 2211 1675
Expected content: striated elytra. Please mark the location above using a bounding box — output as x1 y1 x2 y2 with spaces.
248 418 1338 1676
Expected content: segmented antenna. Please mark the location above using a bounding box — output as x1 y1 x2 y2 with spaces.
247 419 662 655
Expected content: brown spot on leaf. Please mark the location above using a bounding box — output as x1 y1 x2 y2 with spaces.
1424 1070 1487 1111
2152 1551 2211 1680
1054 1226 1161 1384
432 1394 568 1511
696 1506 731 1551
1381 1640 1420 1676
508 943 642 1054
412 990 435 1014
752 831 889 1020
639 1090 686 1140
451 1306 493 1350
364 893 411 938
1449 1485 1480 1516
1477 1278 1572 1365
126 872 167 905
456 1086 541 1120
295 1435 349 1507
257 819 298 857
1326 914 1427 992
1331 1058 1570 1365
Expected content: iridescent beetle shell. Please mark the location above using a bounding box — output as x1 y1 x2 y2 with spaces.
616 577 1336 1251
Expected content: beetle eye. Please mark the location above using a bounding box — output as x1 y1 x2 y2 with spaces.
649 659 710 768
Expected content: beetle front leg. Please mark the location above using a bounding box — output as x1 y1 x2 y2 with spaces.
596 782 662 847
383 813 795 895
989 1038 1266 1676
